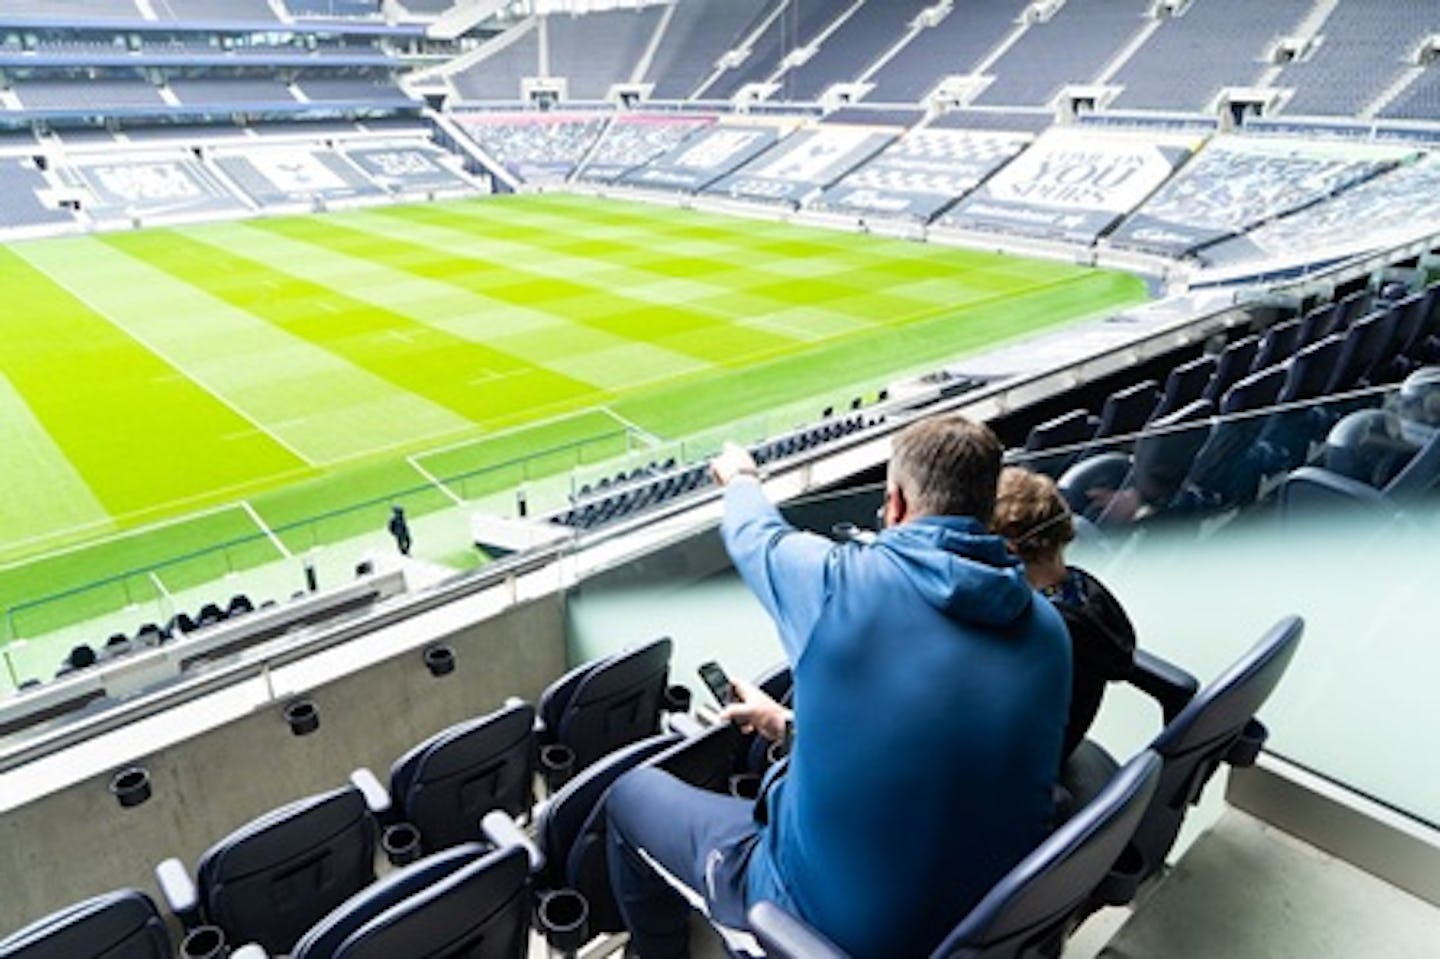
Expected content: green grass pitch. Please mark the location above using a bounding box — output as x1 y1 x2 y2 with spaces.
0 193 1148 639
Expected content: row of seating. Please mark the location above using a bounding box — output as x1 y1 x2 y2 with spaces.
51 594 258 679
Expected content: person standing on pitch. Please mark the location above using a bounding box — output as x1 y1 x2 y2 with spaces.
387 505 412 556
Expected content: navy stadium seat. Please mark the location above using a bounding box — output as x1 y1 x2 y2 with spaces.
289 843 529 959
1021 410 1096 477
1203 335 1259 403
748 750 1164 959
1181 365 1288 509
537 637 673 782
1255 334 1347 470
1150 356 1215 423
1090 380 1158 445
389 701 536 853
1251 319 1302 372
181 784 379 955
1325 311 1398 394
0 889 170 959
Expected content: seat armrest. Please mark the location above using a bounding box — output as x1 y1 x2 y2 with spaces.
349 767 392 817
748 901 848 959
155 857 200 927
481 810 544 873
230 945 268 959
664 711 706 738
1129 648 1199 723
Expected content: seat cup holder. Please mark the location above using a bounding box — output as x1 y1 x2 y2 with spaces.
536 888 589 957
728 773 763 801
110 766 152 808
382 822 423 867
540 744 576 792
179 925 227 959
663 683 693 714
424 645 455 677
284 699 320 737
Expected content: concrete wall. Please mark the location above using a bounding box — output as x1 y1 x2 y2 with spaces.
0 593 566 937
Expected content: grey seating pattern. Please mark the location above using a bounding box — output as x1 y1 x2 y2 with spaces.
644 0 773 100
545 8 665 101
705 0 854 101
1280 0 1434 117
866 0 1030 103
783 0 934 101
974 0 1150 108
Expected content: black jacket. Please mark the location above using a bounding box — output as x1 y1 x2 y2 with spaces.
1047 567 1137 759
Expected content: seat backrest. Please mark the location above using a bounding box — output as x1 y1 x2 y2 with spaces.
196 785 377 955
1390 292 1430 358
1127 617 1303 885
1204 335 1258 402
0 890 170 959
1252 318 1301 371
1020 410 1096 477
1151 356 1215 422
932 751 1162 959
1092 381 1158 442
545 638 673 773
532 733 681 934
291 844 529 959
390 701 536 852
1326 311 1396 393
1279 335 1343 405
1125 399 1214 510
1296 303 1337 348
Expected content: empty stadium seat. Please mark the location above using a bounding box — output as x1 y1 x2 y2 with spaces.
1204 335 1260 403
388 701 536 852
288 843 530 959
748 750 1165 959
1325 310 1400 394
1091 381 1159 446
1150 356 1216 423
536 638 673 785
1021 410 1096 477
1255 334 1347 470
1251 319 1303 372
1075 616 1303 907
158 782 380 955
0 889 171 959
1181 365 1289 510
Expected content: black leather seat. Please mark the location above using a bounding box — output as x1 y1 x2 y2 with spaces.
0 890 170 959
289 843 530 959
389 701 536 852
186 785 379 955
537 637 673 781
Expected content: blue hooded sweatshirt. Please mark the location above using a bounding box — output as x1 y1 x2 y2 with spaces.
723 480 1071 959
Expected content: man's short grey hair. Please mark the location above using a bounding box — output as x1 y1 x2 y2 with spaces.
890 413 1004 522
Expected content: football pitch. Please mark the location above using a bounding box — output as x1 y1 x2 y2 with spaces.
0 193 1148 640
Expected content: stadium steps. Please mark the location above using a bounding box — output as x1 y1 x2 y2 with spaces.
1093 11 1165 86
692 0 789 101
762 0 866 89
629 0 679 88
1361 64 1427 119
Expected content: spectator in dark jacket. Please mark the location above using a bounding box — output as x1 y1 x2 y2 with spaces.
993 466 1136 760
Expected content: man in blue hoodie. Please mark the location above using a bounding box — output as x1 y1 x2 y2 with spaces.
606 413 1072 958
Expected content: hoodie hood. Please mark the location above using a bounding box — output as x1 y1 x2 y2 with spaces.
875 516 1034 626
1057 567 1136 680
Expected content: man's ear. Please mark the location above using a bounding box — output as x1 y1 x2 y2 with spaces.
888 485 908 526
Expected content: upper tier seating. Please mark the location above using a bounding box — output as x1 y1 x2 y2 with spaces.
866 0 1030 103
974 0 1150 108
451 24 540 101
0 158 73 231
2 0 140 18
1113 0 1311 112
783 0 933 101
151 0 279 21
1381 64 1440 121
1279 0 1434 117
644 0 774 101
545 7 665 101
703 0 854 101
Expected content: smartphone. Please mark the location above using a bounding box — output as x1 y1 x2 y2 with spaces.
698 660 735 706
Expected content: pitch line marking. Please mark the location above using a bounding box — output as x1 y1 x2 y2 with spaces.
149 571 172 601
17 254 322 469
406 456 466 506
242 500 292 559
600 407 663 449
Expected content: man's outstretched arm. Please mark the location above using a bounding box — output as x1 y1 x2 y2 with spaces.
712 444 834 664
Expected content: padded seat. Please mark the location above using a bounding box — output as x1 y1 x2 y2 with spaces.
0 889 170 959
389 701 536 852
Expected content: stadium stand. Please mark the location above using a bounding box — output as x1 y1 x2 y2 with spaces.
167 77 298 105
926 109 1056 133
60 152 252 224
575 112 714 183
814 127 1030 222
343 143 473 194
643 0 774 101
212 147 385 207
2 0 141 18
450 21 540 102
0 157 73 232
973 0 1150 108
619 121 784 192
701 0 853 102
454 111 608 182
544 7 665 101
152 0 280 22
1112 135 1413 257
864 0 1029 104
1113 0 1312 112
1277 0 1432 118
705 124 894 206
781 0 933 102
13 79 165 111
287 0 382 17
1381 63 1440 121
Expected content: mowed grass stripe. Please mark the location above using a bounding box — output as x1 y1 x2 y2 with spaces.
0 246 303 523
198 220 713 392
287 209 804 366
102 230 604 430
25 237 474 466
0 374 111 550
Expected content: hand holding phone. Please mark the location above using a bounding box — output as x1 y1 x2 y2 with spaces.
698 660 735 706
